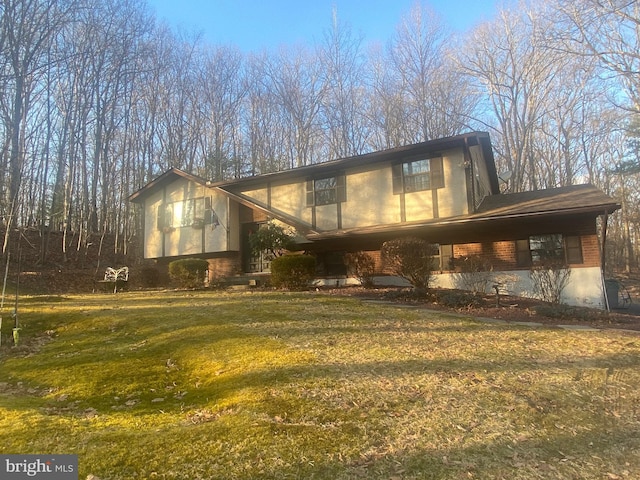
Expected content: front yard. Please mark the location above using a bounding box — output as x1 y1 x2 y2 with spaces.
0 290 639 479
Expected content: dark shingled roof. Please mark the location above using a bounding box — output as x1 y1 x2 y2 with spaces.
305 184 620 241
473 184 620 219
129 168 209 203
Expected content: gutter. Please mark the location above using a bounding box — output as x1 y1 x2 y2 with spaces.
306 204 620 241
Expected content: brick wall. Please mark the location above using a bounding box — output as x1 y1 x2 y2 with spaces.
580 234 602 268
207 253 241 280
454 241 518 270
358 234 601 276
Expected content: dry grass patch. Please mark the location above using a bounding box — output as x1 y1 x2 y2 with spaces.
0 290 639 479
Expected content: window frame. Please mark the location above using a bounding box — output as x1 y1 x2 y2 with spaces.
392 156 444 194
157 196 217 230
515 234 583 267
431 243 453 271
306 174 346 207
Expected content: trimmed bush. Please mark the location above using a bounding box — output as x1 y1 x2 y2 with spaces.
270 255 316 290
168 258 209 289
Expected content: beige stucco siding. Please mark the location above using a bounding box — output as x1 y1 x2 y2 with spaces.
341 165 400 228
436 150 469 218
144 189 164 258
227 200 240 250
272 181 312 224
404 190 435 222
346 149 468 225
143 178 231 259
241 181 313 225
236 147 469 232
241 187 269 206
315 204 339 230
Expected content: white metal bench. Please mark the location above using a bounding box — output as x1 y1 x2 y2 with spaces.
99 266 129 293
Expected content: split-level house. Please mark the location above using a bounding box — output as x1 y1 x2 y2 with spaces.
129 132 620 308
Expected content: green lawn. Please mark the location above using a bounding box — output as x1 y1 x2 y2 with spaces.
0 290 639 479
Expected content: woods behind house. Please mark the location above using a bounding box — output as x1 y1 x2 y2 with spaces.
0 0 638 273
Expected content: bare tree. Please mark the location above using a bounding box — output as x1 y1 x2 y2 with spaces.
459 4 593 191
257 46 325 168
197 45 248 181
365 2 476 151
389 3 469 142
1 0 76 253
367 44 408 150
245 54 290 174
318 8 370 158
554 0 640 113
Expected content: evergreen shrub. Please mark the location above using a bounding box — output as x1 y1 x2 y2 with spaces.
168 258 209 289
270 255 316 290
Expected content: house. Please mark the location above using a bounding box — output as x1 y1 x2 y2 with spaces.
129 132 620 308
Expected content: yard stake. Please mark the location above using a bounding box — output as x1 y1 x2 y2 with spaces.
1 252 9 310
12 241 21 345
0 253 9 348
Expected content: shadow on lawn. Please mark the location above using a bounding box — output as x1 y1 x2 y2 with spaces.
9 346 632 420
244 422 640 479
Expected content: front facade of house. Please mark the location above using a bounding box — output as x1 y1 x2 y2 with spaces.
130 132 620 308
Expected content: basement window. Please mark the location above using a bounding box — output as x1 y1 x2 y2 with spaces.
516 234 583 267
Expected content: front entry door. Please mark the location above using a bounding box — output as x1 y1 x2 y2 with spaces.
241 222 273 273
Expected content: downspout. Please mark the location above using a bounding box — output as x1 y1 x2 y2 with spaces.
463 137 475 214
601 211 610 311
161 187 167 258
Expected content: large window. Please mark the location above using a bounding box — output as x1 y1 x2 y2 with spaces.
157 197 218 230
393 157 444 194
516 234 583 267
306 174 346 206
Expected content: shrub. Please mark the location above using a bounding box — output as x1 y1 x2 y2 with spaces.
344 251 376 287
140 266 161 288
168 258 209 289
381 237 437 291
534 304 608 322
270 255 316 290
248 221 296 258
436 290 485 309
529 260 571 304
452 255 493 294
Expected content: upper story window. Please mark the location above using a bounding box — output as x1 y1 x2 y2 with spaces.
516 234 583 267
392 156 444 194
157 197 218 230
306 174 346 206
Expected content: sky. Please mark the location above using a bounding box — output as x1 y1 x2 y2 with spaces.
146 0 499 52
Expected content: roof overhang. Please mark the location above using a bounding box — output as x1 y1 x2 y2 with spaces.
215 131 499 193
304 184 621 248
129 168 210 203
213 187 317 234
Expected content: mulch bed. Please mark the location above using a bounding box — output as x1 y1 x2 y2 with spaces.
324 286 640 332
